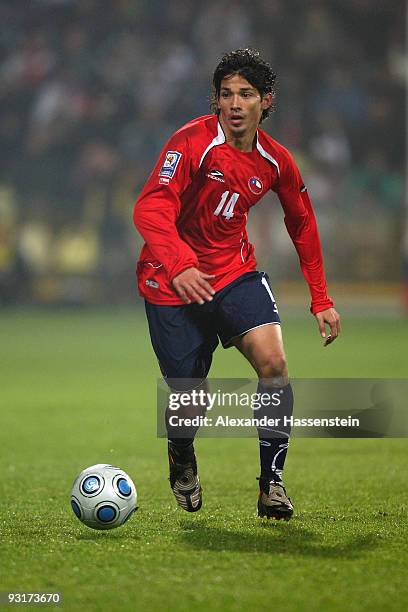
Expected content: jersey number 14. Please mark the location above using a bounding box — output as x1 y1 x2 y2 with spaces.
214 191 240 219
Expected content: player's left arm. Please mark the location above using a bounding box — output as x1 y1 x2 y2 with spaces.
275 150 341 345
314 307 341 346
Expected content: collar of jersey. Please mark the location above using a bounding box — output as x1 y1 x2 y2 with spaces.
218 121 260 156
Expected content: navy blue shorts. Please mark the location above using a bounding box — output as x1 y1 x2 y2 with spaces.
145 271 280 385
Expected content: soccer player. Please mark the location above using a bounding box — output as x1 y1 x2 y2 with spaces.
133 49 340 520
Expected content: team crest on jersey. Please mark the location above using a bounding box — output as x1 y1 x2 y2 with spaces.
248 176 263 195
159 151 182 179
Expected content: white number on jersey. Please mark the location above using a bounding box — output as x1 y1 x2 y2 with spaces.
214 191 240 219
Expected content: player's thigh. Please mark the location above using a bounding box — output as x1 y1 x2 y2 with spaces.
216 271 280 348
234 323 288 382
144 301 218 387
215 271 287 380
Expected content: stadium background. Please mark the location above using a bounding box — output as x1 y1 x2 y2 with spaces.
0 0 406 310
1 2 408 612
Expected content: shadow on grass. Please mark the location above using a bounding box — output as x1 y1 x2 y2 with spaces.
177 519 380 559
75 529 141 541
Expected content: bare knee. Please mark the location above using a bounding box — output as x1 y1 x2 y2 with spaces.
256 354 288 385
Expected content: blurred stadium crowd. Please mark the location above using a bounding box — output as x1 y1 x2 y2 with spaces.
0 0 405 304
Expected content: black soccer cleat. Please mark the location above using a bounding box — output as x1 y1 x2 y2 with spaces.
168 442 202 512
257 477 294 521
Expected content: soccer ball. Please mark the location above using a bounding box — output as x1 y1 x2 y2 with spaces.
70 464 138 530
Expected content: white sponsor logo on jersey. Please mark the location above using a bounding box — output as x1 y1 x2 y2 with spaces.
207 169 225 183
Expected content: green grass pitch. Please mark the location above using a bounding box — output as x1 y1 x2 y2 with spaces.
1 309 407 611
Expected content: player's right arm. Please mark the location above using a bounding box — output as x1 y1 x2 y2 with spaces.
133 133 214 304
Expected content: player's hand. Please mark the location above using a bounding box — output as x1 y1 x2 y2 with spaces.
172 267 215 305
314 308 341 346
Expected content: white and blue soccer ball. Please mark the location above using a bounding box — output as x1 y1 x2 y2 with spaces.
70 464 138 530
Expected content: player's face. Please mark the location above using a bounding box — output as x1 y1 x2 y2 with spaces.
217 74 272 140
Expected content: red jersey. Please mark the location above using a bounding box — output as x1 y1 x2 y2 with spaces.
133 114 333 314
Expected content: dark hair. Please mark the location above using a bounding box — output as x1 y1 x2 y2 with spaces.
210 48 277 122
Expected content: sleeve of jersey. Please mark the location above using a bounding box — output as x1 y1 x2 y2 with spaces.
133 134 199 281
276 152 334 315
